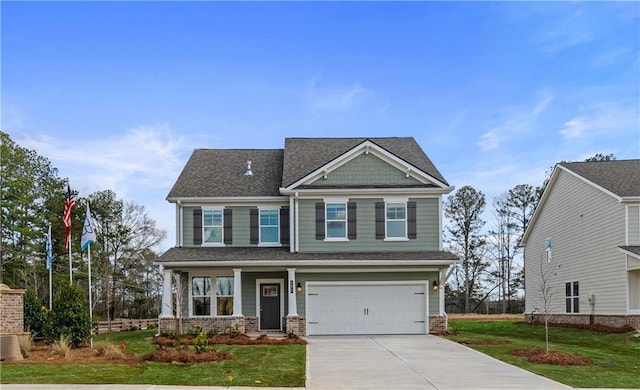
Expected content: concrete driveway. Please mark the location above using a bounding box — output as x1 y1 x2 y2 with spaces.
306 335 572 390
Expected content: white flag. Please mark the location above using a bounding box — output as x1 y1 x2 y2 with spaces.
81 204 96 251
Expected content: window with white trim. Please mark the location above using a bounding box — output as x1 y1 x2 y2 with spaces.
565 281 579 313
216 276 234 316
192 276 211 316
259 209 279 244
203 209 223 244
326 203 347 238
386 202 407 238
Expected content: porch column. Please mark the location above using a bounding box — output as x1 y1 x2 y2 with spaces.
233 268 243 317
160 268 174 318
287 268 298 316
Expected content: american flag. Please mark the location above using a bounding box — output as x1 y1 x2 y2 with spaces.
63 184 76 252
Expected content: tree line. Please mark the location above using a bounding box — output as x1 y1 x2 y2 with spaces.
1 131 166 320
443 153 615 314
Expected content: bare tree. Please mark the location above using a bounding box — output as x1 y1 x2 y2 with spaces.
536 258 561 354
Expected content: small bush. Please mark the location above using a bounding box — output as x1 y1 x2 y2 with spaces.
206 327 219 337
186 325 203 336
160 330 179 339
147 322 158 329
52 336 71 358
94 342 123 361
193 331 208 353
24 290 49 338
45 284 91 347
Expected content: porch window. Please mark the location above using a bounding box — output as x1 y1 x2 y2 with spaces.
386 203 407 238
203 209 223 244
565 281 579 313
326 203 347 238
259 209 279 244
216 276 234 316
192 276 211 316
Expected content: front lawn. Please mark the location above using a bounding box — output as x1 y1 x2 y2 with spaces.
1 329 306 387
445 320 640 388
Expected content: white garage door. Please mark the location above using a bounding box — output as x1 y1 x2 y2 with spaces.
306 282 428 335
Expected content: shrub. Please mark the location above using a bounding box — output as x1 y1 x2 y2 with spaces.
45 284 91 347
187 325 203 336
52 336 71 358
23 289 49 338
94 342 123 360
193 331 208 353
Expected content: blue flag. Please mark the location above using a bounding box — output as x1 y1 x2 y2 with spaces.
46 224 53 271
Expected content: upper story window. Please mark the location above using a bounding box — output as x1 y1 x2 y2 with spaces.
203 209 223 244
260 209 280 244
386 203 407 238
326 203 347 238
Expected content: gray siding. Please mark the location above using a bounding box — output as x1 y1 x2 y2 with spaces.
183 206 196 247
628 205 640 245
306 153 422 187
524 169 627 315
295 271 440 316
298 198 440 252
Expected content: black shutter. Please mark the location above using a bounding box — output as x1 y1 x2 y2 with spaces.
280 208 290 245
250 208 259 244
193 208 202 245
223 209 233 244
347 202 357 240
375 202 385 239
315 202 325 240
407 201 417 239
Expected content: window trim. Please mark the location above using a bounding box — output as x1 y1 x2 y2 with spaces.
385 202 408 241
202 208 225 246
565 281 579 313
258 207 281 247
324 202 348 241
189 272 234 317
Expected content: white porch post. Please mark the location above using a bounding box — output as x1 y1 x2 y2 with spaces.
160 268 174 318
233 268 243 317
438 270 445 316
287 268 298 316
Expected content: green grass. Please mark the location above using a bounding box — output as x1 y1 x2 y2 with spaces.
1 329 306 387
445 320 640 388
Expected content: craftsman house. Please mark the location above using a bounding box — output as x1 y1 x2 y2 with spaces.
522 160 640 329
155 137 458 335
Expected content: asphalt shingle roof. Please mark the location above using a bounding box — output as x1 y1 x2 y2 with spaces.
560 159 640 198
157 247 458 263
282 137 448 187
167 149 284 198
167 137 449 199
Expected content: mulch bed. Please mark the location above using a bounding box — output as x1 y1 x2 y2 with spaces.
508 348 591 366
513 321 636 334
155 333 307 346
143 349 232 363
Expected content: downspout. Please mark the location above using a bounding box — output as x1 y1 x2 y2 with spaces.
294 192 300 253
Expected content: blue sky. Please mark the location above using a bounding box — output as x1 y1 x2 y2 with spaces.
3 1 639 250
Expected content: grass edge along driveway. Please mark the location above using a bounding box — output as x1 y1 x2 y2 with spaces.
0 329 306 387
444 319 640 389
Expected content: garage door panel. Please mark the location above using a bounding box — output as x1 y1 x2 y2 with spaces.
306 283 427 335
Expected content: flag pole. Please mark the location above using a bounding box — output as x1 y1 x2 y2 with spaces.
88 243 93 348
68 233 73 284
48 222 53 310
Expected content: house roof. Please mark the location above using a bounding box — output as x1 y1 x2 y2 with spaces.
167 149 284 199
559 160 640 198
281 137 449 188
156 247 458 264
167 137 449 200
521 159 640 246
619 246 640 258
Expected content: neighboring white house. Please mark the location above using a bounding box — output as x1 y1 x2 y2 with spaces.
522 160 640 329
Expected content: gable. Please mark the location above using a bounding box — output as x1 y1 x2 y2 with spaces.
304 152 423 188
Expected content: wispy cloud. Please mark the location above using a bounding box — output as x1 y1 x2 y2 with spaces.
477 93 554 151
305 77 371 111
16 124 189 197
559 101 639 140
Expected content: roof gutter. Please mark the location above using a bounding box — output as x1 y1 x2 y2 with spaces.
154 258 460 268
